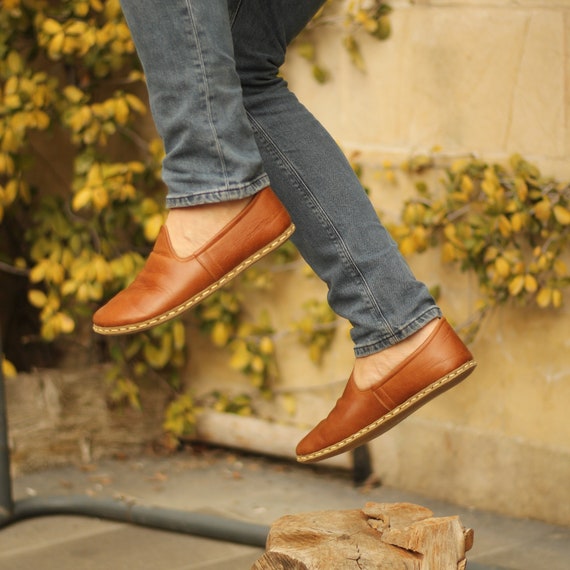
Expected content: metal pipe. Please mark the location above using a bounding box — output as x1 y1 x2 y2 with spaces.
0 331 14 524
12 496 269 547
0 327 268 546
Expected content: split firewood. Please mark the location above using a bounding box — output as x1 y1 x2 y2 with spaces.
252 502 473 570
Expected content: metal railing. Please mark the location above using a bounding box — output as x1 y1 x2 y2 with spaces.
0 330 268 547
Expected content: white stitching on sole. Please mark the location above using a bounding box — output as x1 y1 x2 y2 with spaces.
296 359 477 463
93 224 295 335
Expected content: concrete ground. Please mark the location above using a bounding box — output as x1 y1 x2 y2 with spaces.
0 446 568 570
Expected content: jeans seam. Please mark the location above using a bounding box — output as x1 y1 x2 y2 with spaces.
247 111 395 339
184 0 229 189
353 308 442 357
228 0 244 28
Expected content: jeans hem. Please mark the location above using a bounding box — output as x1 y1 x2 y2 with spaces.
165 174 270 208
353 307 443 358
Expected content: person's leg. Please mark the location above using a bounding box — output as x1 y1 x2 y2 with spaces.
229 0 439 360
93 0 294 335
228 0 476 462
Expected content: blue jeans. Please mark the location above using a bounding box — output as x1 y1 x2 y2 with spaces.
119 0 442 356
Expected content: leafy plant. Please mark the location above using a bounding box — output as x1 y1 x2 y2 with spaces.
295 0 393 82
389 154 570 340
0 0 186 404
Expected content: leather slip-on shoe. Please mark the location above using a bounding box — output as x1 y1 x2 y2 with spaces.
93 187 294 335
296 318 476 463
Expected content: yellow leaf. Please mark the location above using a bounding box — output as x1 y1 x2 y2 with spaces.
309 343 322 363
495 257 510 278
61 280 78 296
4 93 21 109
508 275 524 297
4 76 18 96
72 187 92 211
76 282 90 302
144 339 172 369
211 321 231 347
536 287 552 308
460 174 474 194
483 246 499 263
64 85 85 103
3 179 18 205
259 336 274 355
42 18 63 35
481 179 499 198
172 321 185 350
67 21 87 36
553 204 570 226
33 110 50 130
46 262 64 284
554 260 567 277
552 289 563 308
48 32 65 59
29 261 47 283
28 289 48 308
280 394 296 416
6 51 23 74
94 256 112 283
2 358 17 378
92 186 109 210
71 106 93 132
441 242 457 263
534 199 551 222
524 274 538 293
87 163 103 185
114 97 129 125
144 214 163 242
511 212 525 232
88 282 103 301
498 215 511 237
74 1 90 17
59 313 75 334
125 93 147 115
119 183 136 201
229 342 251 371
251 355 265 373
514 177 528 202
399 236 416 257
450 158 469 174
0 153 15 176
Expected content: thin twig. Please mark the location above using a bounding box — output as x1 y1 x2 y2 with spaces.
0 261 29 276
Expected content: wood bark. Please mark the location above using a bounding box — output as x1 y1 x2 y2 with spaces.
252 502 473 570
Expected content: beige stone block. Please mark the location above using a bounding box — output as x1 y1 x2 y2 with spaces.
504 11 566 157
412 0 564 7
369 416 570 526
289 5 569 161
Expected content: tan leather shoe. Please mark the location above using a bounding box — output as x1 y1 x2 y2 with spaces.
93 187 294 335
296 318 476 463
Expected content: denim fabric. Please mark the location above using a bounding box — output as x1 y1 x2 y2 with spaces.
119 0 270 205
119 0 442 355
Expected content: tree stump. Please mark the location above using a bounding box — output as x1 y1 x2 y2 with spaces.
252 502 474 570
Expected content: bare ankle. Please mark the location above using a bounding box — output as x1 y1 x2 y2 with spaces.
353 319 440 390
165 196 252 257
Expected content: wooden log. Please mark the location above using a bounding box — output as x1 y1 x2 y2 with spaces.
252 502 473 570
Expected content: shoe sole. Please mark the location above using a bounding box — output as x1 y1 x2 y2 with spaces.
93 223 295 336
296 359 477 464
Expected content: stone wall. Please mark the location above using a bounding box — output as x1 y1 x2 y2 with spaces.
5 0 569 527
277 0 570 526
190 0 570 526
